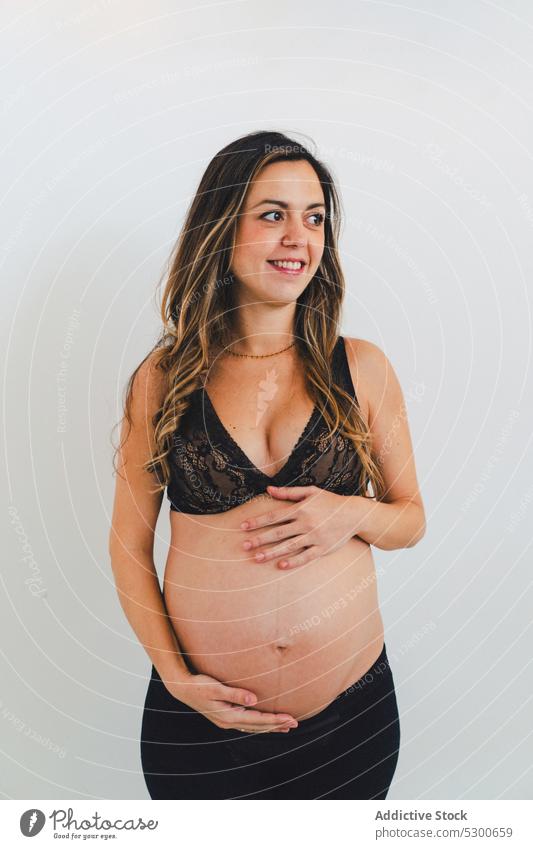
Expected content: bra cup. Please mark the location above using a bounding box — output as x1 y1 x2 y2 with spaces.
167 336 364 514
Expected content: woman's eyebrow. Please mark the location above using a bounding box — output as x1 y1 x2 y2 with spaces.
250 199 326 210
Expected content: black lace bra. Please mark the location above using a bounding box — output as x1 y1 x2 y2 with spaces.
166 335 365 514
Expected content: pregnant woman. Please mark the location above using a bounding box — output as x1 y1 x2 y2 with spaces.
109 130 426 800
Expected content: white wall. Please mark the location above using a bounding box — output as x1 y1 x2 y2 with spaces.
1 0 532 800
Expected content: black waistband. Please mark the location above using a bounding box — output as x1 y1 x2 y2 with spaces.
333 642 389 703
286 643 390 737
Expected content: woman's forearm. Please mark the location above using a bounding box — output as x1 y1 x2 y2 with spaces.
350 495 426 551
109 548 191 684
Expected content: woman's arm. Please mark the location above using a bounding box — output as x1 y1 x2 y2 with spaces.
344 337 426 551
108 352 191 685
109 543 191 684
347 496 425 551
109 354 303 731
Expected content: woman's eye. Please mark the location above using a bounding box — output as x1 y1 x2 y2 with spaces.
260 210 324 225
261 210 283 222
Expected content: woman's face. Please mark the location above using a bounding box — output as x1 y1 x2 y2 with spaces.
230 159 326 303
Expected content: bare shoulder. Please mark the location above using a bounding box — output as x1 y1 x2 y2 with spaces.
344 335 424 512
109 348 169 555
131 348 168 414
343 336 387 372
342 336 389 425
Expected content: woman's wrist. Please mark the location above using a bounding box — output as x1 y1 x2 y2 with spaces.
351 494 426 550
352 495 377 537
151 651 194 686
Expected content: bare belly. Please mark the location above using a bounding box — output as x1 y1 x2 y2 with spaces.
164 493 384 721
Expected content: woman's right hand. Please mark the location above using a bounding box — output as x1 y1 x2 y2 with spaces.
164 671 299 733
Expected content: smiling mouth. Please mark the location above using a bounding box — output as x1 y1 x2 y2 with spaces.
266 259 306 275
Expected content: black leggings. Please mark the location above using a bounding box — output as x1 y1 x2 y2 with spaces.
140 642 400 800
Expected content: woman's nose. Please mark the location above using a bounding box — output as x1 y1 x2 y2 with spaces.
282 227 306 246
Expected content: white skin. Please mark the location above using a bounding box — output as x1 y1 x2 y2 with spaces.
143 159 424 732
162 160 332 733
228 158 326 352
228 161 360 572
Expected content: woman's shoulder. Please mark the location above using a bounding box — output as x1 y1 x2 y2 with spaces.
343 336 406 424
131 348 169 414
341 336 390 425
343 336 391 375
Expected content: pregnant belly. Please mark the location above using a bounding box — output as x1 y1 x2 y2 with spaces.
164 498 385 720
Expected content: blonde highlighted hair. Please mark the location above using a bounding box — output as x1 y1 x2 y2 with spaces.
112 130 385 501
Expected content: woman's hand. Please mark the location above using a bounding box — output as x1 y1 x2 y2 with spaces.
240 484 359 570
164 671 299 734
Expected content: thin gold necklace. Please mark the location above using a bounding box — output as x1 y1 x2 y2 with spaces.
226 340 296 359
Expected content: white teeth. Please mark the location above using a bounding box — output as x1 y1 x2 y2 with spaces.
271 260 303 270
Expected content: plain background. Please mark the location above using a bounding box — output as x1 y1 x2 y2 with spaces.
1 0 532 800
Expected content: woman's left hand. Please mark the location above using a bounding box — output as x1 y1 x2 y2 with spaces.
240 484 358 569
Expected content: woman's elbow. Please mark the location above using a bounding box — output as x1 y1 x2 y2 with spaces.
406 510 426 548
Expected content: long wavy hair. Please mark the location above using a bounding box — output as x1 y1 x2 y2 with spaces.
112 130 385 500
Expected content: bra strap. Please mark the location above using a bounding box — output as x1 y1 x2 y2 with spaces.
336 335 359 402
